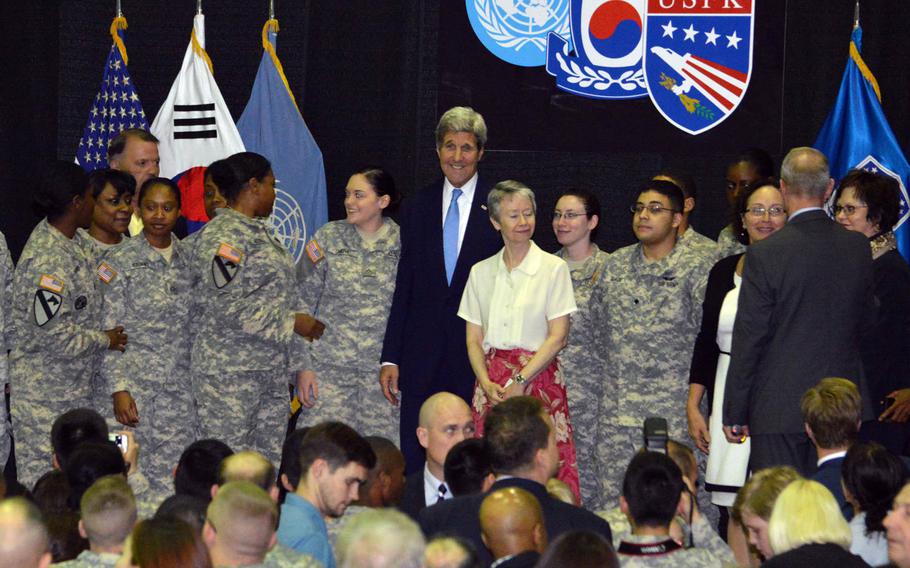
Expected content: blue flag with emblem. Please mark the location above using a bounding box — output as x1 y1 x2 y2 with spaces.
237 19 328 265
75 17 149 170
814 24 910 261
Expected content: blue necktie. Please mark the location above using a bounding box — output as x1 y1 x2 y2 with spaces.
443 188 462 284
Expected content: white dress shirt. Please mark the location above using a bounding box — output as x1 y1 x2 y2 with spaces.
423 463 451 506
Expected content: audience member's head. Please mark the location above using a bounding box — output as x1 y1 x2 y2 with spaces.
484 396 558 482
44 511 86 564
32 470 71 515
535 530 618 568
78 475 136 553
278 427 309 500
479 487 547 561
768 479 851 557
203 481 277 567
780 147 832 202
667 440 698 485
732 466 802 560
358 436 406 507
843 442 909 537
620 451 685 531
63 441 127 512
0 497 52 568
50 408 109 469
154 495 208 536
801 377 861 451
885 481 910 567
174 439 234 503
444 438 493 497
423 536 481 568
124 517 211 568
297 422 376 518
726 147 775 206
417 393 475 481
215 450 276 500
336 508 426 568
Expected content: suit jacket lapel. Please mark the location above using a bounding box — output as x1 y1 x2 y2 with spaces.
452 186 495 287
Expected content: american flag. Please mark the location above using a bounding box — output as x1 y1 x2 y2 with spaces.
76 18 148 171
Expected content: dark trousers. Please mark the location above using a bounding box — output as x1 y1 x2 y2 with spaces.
749 432 817 477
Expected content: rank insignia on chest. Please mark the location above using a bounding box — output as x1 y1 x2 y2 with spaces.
97 262 117 284
33 289 62 326
38 274 65 293
305 239 324 264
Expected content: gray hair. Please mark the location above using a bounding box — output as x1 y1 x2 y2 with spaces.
488 180 537 221
781 147 830 198
435 107 488 150
337 509 425 568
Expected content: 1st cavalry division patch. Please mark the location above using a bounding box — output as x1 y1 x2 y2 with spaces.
212 243 243 289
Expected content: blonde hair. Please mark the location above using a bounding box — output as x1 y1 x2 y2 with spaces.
732 466 802 523
768 479 851 555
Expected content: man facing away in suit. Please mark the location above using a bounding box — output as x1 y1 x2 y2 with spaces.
380 107 502 472
723 147 874 476
802 377 862 520
419 396 611 566
480 487 548 568
398 392 475 520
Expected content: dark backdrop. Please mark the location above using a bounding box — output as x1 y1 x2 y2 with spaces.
2 0 910 260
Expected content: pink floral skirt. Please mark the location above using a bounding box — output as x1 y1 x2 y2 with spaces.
472 347 580 504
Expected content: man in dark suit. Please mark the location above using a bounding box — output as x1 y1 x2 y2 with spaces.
380 107 502 472
419 397 612 566
802 377 861 519
723 147 874 476
398 393 474 519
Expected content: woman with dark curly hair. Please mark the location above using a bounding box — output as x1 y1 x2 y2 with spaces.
834 169 910 455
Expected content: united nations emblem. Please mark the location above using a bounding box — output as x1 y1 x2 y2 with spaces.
467 0 572 67
546 0 648 100
642 1 754 134
269 185 308 264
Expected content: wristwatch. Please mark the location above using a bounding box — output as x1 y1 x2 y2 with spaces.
514 373 528 385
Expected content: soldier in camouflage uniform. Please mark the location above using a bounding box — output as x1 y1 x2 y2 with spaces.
98 178 195 503
191 153 323 467
654 171 721 266
9 162 127 488
297 167 400 442
0 231 13 469
597 181 711 508
552 190 610 509
76 169 136 264
717 149 775 259
55 475 136 568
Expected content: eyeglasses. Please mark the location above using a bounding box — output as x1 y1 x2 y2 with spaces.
552 211 586 221
833 204 868 216
744 205 786 218
631 204 679 215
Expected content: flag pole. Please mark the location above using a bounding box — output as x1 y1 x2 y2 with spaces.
269 0 275 20
197 0 203 15
116 0 122 17
853 1 860 29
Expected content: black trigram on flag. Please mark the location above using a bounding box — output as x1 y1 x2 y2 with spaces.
173 103 217 139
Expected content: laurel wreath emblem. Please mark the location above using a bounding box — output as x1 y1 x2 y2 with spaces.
475 0 571 52
553 41 646 91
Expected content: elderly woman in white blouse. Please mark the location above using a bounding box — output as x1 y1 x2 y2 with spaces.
458 179 581 501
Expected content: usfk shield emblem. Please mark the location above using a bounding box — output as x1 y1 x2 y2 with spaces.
643 0 754 134
546 0 648 99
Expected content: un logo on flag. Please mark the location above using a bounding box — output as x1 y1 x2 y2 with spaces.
468 0 572 67
270 185 308 264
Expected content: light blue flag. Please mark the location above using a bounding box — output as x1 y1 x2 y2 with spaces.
813 25 910 261
237 20 328 264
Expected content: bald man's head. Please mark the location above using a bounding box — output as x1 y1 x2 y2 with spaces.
217 451 276 495
479 487 547 560
204 481 277 565
0 498 51 568
417 393 475 479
